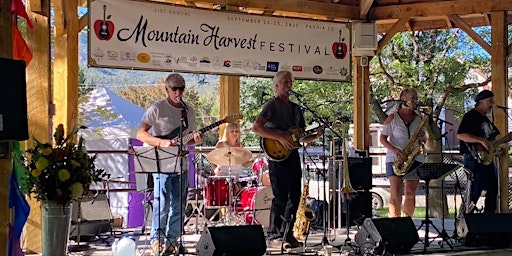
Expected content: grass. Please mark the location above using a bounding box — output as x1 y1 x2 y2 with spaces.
375 207 456 219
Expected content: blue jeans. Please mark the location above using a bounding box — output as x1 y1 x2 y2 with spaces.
463 154 498 213
150 172 189 245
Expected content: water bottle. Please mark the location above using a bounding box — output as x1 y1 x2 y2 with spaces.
111 238 120 255
115 234 136 256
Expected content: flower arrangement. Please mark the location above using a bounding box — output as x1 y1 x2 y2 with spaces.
20 124 109 204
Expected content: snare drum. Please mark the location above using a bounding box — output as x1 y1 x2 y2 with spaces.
238 186 273 227
205 177 230 207
252 157 268 175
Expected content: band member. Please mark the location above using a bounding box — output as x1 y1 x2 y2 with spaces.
379 88 424 217
457 89 499 213
136 74 203 254
213 122 252 176
252 70 323 248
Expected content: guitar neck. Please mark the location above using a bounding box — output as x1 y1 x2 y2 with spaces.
493 132 512 147
182 119 226 144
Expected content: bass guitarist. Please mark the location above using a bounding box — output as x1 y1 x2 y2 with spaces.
252 70 322 248
457 90 503 213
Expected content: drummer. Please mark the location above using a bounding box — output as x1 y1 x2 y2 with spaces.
212 123 253 176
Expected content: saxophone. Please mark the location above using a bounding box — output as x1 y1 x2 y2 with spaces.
293 166 316 240
392 107 430 176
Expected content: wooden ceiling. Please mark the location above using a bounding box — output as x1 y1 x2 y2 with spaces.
134 0 512 33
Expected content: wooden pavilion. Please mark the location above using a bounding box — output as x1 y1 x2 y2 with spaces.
0 0 511 253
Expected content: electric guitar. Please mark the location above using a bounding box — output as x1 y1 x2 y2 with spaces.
470 131 512 165
260 126 319 162
157 113 243 145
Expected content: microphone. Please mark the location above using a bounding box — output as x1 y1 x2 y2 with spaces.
177 96 188 110
495 105 510 110
288 90 303 97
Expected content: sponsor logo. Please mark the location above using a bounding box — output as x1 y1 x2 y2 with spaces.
266 62 279 72
292 66 303 72
312 65 323 74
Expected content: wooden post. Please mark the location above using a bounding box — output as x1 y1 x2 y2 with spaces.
0 0 13 253
53 0 79 133
219 75 240 137
490 11 509 213
23 1 51 252
352 56 371 151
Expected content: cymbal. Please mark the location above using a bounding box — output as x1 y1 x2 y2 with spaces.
207 147 252 166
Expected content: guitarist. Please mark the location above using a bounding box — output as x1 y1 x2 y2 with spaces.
457 90 499 213
136 73 203 255
252 70 323 248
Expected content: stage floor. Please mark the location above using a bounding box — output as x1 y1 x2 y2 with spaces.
25 217 512 255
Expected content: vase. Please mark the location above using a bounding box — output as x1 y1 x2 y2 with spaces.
41 201 71 256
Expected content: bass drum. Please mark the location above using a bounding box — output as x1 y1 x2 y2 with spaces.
237 186 273 228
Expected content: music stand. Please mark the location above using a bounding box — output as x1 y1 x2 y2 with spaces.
404 163 458 253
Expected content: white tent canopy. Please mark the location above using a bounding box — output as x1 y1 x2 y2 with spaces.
78 86 145 140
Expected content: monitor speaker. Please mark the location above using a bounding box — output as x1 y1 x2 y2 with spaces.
196 225 266 256
457 213 512 247
69 192 112 241
0 58 28 140
355 217 418 255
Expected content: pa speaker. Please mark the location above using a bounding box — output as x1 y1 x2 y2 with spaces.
0 58 28 140
330 191 372 228
70 193 112 241
196 225 266 256
355 217 418 255
329 157 372 190
457 213 512 247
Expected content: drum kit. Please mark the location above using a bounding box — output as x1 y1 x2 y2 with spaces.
193 147 273 229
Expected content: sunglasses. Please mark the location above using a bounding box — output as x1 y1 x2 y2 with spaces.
169 86 185 91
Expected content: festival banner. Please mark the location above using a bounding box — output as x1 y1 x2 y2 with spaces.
89 0 351 81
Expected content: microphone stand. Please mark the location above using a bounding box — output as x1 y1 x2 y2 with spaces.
176 107 188 255
291 95 343 247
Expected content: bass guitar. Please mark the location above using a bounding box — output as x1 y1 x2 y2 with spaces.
470 131 512 165
157 113 243 145
261 126 319 162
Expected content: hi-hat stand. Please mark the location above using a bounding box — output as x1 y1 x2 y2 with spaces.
404 162 458 253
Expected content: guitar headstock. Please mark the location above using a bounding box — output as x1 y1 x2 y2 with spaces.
223 113 244 123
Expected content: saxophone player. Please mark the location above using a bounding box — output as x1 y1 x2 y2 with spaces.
379 88 426 217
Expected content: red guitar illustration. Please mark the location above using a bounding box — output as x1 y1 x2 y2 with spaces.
332 30 347 59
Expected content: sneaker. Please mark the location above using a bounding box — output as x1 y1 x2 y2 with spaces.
151 240 164 254
285 235 303 248
266 238 284 248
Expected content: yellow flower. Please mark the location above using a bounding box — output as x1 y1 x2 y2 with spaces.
35 158 49 170
58 169 70 182
31 169 42 177
70 160 81 167
69 183 84 199
38 147 53 156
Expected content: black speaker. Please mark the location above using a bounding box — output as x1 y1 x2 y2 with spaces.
196 225 266 256
0 58 28 140
69 193 112 241
329 157 372 191
355 217 418 255
330 191 372 228
457 213 512 247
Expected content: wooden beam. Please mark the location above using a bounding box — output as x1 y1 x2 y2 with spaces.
359 0 374 20
376 18 409 54
490 11 509 213
196 0 359 20
79 13 88 31
376 15 491 34
370 0 512 20
449 14 491 54
352 56 371 150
